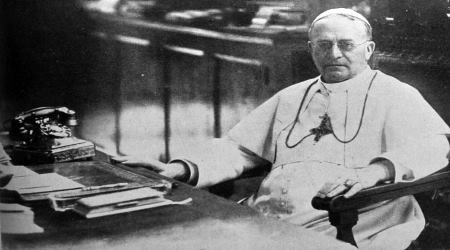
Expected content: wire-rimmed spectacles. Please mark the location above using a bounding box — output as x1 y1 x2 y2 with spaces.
310 40 370 52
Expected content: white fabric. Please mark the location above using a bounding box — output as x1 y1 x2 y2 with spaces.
311 8 371 30
177 69 449 249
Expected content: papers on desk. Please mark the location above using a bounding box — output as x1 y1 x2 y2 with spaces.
4 173 85 195
71 187 192 218
0 203 43 234
0 165 38 178
1 164 192 219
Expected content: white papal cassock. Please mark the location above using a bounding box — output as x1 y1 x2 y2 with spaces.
175 68 450 249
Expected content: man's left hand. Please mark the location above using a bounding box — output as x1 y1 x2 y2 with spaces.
315 161 394 199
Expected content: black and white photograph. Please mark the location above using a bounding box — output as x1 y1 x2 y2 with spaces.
1 0 450 249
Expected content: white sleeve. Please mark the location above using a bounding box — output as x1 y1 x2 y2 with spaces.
372 87 449 182
172 137 269 188
172 93 281 187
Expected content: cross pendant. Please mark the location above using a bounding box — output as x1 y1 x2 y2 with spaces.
310 113 333 142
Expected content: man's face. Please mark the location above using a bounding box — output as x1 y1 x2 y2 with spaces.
308 15 375 83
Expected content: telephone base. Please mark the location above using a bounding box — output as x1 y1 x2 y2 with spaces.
10 138 95 164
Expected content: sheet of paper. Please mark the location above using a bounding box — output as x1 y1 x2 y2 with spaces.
0 203 44 234
0 165 38 177
0 203 31 213
4 173 85 194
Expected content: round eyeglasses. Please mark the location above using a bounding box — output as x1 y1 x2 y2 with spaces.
310 40 370 52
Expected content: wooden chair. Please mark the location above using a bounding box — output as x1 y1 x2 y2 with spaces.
311 165 450 247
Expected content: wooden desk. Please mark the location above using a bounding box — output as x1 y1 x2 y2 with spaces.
1 155 356 250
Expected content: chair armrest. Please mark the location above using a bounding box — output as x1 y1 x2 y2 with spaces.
311 167 450 246
312 167 450 212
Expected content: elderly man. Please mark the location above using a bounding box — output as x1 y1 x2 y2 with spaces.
115 8 450 249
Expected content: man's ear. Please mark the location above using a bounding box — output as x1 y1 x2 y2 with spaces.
365 41 376 60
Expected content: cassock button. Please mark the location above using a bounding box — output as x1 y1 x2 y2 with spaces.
281 188 288 194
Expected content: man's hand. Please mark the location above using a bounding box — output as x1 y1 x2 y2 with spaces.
316 160 394 199
111 156 188 180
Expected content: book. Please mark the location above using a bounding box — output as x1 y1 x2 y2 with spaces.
72 187 192 218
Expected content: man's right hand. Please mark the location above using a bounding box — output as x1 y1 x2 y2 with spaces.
111 156 188 180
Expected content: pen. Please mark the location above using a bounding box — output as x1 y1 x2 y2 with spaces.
82 183 129 191
19 185 51 190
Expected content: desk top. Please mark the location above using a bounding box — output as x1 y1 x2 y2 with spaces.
2 154 356 250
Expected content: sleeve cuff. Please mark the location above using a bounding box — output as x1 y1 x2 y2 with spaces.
370 153 415 183
169 159 199 186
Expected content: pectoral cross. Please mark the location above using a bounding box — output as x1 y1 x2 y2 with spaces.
310 113 333 142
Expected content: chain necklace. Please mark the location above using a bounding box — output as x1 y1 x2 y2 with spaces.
285 72 378 148
285 79 318 148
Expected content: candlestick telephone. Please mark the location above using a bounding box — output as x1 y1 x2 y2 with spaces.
5 107 95 164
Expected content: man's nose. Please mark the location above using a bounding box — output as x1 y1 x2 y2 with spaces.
329 43 343 58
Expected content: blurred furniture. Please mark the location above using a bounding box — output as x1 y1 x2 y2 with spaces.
86 11 312 161
3 0 316 163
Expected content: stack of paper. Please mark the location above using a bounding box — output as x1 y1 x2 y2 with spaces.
1 164 85 202
0 165 38 178
73 187 192 218
3 173 84 195
0 203 43 234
